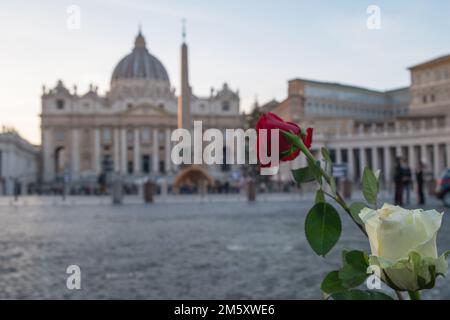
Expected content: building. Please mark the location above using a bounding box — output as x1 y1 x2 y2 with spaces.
41 30 244 190
409 54 450 115
265 55 450 185
0 127 39 195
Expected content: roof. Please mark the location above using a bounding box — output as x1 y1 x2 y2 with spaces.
289 78 406 95
408 54 450 71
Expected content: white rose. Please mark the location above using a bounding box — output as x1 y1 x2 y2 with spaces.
359 204 448 291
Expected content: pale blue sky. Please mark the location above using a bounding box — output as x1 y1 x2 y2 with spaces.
1 0 450 144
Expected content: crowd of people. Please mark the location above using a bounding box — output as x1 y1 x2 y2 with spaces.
393 157 427 206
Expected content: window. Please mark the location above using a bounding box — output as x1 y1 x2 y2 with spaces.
431 94 435 103
56 99 65 110
222 101 230 111
422 95 428 104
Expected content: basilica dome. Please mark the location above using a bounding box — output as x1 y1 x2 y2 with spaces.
111 31 170 85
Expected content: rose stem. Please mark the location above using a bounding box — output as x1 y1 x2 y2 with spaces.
283 130 406 299
408 291 421 300
283 131 366 235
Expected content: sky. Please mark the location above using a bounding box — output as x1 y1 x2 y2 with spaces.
1 0 450 145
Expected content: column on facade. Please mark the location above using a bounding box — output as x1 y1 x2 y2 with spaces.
165 128 171 173
133 128 140 175
408 144 416 173
371 146 379 172
93 128 101 175
383 146 391 184
347 148 354 181
152 128 159 173
433 143 440 178
420 144 427 167
335 148 342 164
396 145 402 157
71 128 80 178
113 128 120 172
359 147 366 178
120 128 127 174
43 128 54 181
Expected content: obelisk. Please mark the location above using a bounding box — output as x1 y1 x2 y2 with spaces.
178 20 191 130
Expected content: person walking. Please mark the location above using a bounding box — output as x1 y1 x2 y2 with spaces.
402 160 412 205
393 157 403 206
416 161 426 205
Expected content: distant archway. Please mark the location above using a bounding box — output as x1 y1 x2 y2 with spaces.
54 146 66 176
173 165 215 193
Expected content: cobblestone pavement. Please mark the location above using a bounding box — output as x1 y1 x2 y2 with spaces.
0 195 448 299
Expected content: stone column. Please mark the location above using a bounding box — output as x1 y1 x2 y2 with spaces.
152 128 159 173
93 128 101 174
420 144 427 166
120 128 127 174
359 147 366 178
43 128 54 182
384 146 391 183
396 145 402 157
71 128 80 179
335 148 342 164
408 144 416 172
433 143 440 178
347 148 354 181
371 147 379 171
114 128 120 172
165 128 171 173
133 128 140 175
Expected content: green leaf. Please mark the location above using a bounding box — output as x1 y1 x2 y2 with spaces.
331 290 394 300
321 271 347 294
349 202 366 226
343 250 369 270
362 167 379 205
305 202 342 257
315 189 325 204
339 251 370 288
292 167 315 184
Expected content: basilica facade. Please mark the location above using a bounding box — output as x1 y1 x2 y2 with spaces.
41 31 244 188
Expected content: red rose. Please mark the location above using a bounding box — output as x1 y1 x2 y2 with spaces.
256 112 313 166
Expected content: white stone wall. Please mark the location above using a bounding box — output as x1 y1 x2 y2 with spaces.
0 132 38 195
